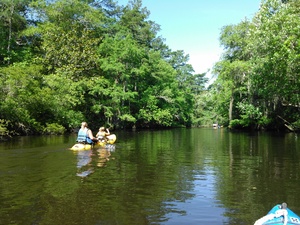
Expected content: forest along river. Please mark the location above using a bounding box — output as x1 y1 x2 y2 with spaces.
1 128 300 224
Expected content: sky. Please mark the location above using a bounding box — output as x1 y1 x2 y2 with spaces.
117 0 262 82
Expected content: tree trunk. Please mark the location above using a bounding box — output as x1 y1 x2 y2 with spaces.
7 4 14 65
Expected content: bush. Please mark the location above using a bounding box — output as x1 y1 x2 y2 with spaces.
292 120 300 131
0 119 10 137
229 119 244 129
43 123 66 135
258 116 272 128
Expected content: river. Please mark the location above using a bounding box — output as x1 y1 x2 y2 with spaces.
0 128 300 225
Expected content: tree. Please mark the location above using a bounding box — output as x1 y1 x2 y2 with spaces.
0 0 208 135
212 21 252 125
249 0 300 128
208 0 300 130
0 63 45 134
30 0 104 77
118 0 159 48
0 0 32 65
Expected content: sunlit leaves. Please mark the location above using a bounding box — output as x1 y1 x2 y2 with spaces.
211 0 300 129
0 0 209 134
42 23 101 78
138 96 173 127
250 0 300 106
119 0 158 47
0 63 45 133
0 0 31 65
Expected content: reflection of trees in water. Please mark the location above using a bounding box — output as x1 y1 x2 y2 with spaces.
76 150 94 177
75 146 115 177
97 148 112 168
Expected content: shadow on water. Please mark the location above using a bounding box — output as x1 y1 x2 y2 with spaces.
0 129 300 224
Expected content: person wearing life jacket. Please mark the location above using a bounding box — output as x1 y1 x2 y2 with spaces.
76 122 98 144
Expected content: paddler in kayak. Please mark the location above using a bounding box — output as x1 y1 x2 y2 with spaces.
77 122 98 144
96 126 110 142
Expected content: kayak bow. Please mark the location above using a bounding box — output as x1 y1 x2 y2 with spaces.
254 203 300 225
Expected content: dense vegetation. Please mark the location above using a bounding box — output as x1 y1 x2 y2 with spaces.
209 0 300 131
0 0 299 136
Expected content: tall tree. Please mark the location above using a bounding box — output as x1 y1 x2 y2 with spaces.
213 21 252 125
249 0 300 126
209 0 300 130
118 0 159 48
0 0 32 65
30 0 105 77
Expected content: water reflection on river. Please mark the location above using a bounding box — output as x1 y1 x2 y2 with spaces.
0 128 300 225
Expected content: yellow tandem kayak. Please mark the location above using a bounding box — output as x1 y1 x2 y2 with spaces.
70 134 117 151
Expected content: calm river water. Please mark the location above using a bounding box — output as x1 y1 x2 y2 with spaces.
1 128 300 225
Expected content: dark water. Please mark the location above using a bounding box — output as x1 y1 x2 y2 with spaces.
0 128 300 225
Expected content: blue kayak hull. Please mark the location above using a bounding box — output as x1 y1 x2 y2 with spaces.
254 204 300 225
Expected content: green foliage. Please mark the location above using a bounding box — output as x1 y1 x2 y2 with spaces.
119 0 158 47
43 123 66 135
229 119 243 129
250 0 300 105
230 115 272 130
119 114 137 123
258 116 272 128
0 119 10 137
234 102 262 128
0 0 208 135
0 0 32 65
139 107 173 127
209 0 300 131
193 90 227 127
0 63 43 134
292 120 300 131
2 0 299 134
